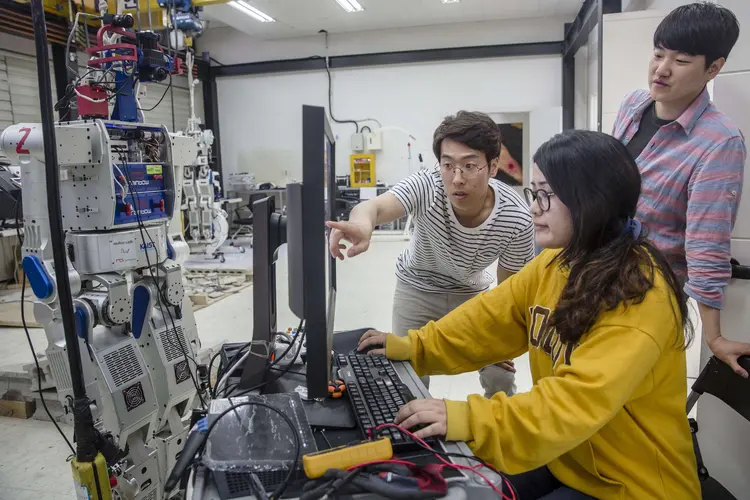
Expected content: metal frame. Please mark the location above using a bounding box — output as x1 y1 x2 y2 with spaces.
210 42 563 78
561 0 622 130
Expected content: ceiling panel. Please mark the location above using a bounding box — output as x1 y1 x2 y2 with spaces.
202 0 583 40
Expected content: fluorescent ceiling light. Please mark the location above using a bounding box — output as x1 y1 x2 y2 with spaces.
442 0 460 3
334 0 364 13
228 1 275 22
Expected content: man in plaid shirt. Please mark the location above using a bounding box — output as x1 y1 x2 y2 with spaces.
612 3 750 377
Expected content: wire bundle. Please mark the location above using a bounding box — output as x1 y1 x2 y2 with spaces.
369 423 518 500
214 319 306 399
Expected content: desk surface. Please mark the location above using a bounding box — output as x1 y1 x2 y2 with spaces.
194 329 505 499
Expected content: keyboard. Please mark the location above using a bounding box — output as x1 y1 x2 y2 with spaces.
338 353 439 452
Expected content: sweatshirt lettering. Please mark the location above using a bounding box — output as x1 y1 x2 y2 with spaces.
528 305 577 367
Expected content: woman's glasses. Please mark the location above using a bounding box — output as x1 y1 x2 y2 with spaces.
523 188 555 212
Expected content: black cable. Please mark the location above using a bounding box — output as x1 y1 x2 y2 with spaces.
212 339 255 398
316 428 332 449
212 333 291 398
138 74 172 112
323 58 358 133
229 328 306 398
16 199 75 455
119 152 207 408
220 318 304 398
200 400 301 500
207 350 222 395
56 66 119 120
107 69 138 102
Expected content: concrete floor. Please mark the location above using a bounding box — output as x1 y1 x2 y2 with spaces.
0 236 703 499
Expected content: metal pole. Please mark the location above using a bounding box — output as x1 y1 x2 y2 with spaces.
29 0 97 462
167 0 176 131
147 0 152 31
597 0 604 132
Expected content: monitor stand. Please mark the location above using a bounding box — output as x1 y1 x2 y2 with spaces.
238 196 286 390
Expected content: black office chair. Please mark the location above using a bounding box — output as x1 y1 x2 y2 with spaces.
686 355 750 500
230 193 267 243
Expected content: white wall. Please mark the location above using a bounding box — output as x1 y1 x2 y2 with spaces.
216 54 562 187
601 10 668 133
199 17 567 65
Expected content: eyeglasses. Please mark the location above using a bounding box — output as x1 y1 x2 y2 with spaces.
524 188 555 212
438 161 489 179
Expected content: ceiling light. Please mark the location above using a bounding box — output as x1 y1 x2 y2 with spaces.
227 1 275 22
442 0 460 3
334 0 364 13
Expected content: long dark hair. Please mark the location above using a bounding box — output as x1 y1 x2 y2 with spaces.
534 130 693 348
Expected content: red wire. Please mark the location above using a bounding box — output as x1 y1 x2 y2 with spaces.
373 423 516 500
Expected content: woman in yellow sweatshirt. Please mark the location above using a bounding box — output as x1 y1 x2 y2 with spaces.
357 130 701 499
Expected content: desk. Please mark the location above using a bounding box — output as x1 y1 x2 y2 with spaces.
194 329 506 499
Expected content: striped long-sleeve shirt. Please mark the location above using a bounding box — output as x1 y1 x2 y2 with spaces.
389 167 534 294
612 88 746 309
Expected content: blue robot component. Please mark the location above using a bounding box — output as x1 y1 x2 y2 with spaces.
131 285 152 340
22 255 54 300
109 32 174 123
174 13 203 35
112 163 171 226
74 305 88 340
157 0 193 10
112 69 139 122
157 0 203 36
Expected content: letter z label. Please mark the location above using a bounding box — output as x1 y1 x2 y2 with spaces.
16 127 31 155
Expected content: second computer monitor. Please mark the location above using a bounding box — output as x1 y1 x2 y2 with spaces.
286 104 337 399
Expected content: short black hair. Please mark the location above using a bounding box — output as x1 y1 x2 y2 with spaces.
654 2 740 68
433 111 502 163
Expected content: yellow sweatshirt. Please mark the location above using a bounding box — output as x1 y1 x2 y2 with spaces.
386 250 700 499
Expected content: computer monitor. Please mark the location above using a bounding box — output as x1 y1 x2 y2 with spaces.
239 105 337 397
287 104 337 399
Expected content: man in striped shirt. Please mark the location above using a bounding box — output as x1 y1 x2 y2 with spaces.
612 3 750 377
328 111 535 396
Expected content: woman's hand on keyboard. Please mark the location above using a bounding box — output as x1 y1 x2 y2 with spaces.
394 398 447 439
357 330 387 356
